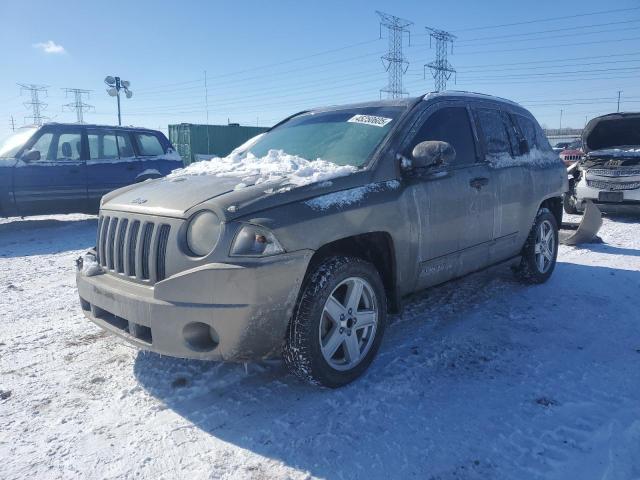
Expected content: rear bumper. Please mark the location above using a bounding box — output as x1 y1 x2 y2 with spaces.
76 250 313 361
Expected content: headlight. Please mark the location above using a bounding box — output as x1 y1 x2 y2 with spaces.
186 211 222 256
230 224 284 257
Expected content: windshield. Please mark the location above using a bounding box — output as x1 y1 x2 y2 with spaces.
247 106 404 167
0 128 38 158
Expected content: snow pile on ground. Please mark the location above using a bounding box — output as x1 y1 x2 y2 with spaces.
1 213 640 479
80 253 101 277
306 180 400 211
169 149 357 190
488 148 562 168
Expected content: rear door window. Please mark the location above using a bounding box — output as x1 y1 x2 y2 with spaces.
116 132 134 158
409 106 478 166
135 133 165 156
476 108 514 157
88 131 118 160
88 130 133 160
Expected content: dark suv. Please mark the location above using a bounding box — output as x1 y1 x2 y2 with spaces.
76 91 567 387
0 123 182 217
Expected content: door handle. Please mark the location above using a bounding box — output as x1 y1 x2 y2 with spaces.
469 177 489 189
126 164 136 170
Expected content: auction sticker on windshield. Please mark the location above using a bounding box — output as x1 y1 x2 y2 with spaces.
347 114 393 127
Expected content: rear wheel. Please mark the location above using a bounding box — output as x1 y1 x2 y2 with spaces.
284 256 387 388
515 209 559 284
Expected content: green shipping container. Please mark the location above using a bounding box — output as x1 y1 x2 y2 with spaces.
168 123 269 165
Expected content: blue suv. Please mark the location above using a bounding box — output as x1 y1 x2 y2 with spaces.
0 123 183 217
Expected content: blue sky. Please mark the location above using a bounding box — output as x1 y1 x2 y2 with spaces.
1 0 639 138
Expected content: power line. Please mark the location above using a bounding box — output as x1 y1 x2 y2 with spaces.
62 88 94 123
456 18 640 43
452 6 640 32
377 10 413 98
457 24 640 48
17 83 49 126
451 35 640 56
424 27 456 92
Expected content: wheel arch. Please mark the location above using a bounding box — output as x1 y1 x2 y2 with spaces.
539 196 563 227
303 232 400 314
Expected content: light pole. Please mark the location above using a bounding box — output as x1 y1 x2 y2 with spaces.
104 76 133 126
617 90 622 113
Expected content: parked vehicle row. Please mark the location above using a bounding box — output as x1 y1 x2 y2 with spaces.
0 123 182 217
76 91 567 387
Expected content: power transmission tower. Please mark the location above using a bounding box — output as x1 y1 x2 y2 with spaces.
376 11 413 99
62 88 94 123
9 115 15 132
424 27 457 92
18 83 49 125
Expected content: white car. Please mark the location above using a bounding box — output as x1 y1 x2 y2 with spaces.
565 113 640 214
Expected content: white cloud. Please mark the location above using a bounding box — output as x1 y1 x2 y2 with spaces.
33 40 66 55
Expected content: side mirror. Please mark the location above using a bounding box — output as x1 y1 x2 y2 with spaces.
22 149 41 162
411 141 456 169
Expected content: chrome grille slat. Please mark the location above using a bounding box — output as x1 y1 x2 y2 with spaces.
140 223 155 280
587 179 640 191
106 217 118 270
96 216 103 263
115 219 128 273
99 216 110 267
156 224 171 281
126 220 140 277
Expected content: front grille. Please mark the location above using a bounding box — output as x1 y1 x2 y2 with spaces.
587 179 640 191
561 154 582 161
97 214 172 283
588 168 640 177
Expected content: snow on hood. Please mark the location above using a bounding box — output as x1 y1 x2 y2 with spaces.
587 148 640 158
168 149 357 191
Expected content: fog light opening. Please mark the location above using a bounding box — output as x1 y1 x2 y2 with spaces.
183 322 219 352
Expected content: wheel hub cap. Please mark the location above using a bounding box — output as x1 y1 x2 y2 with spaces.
319 277 378 371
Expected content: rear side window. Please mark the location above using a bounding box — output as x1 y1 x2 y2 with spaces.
476 108 514 157
116 133 134 158
409 107 477 166
513 114 554 153
135 133 165 156
88 131 133 159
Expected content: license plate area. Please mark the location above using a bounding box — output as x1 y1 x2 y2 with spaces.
599 191 623 202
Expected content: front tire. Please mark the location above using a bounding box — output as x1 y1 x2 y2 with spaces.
284 256 387 388
514 209 559 284
563 192 579 215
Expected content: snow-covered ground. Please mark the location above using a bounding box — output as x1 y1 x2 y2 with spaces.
1 213 639 479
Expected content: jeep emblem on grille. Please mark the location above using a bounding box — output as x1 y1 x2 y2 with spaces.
131 197 147 204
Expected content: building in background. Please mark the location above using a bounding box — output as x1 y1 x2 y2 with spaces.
169 123 269 165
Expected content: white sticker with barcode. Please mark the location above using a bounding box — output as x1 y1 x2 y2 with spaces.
347 114 392 127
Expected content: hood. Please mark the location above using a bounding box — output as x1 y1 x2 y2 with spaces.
102 175 241 217
101 170 374 220
583 113 640 153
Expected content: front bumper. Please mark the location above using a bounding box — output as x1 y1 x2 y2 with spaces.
575 178 640 213
76 250 313 361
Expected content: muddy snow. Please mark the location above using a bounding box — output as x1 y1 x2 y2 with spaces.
1 213 639 479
